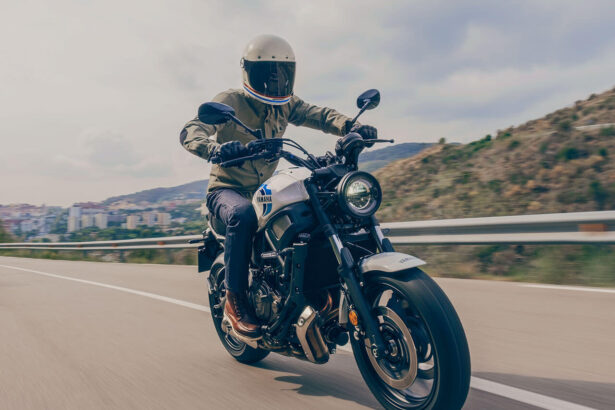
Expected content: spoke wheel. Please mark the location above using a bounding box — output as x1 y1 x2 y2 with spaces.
350 268 470 410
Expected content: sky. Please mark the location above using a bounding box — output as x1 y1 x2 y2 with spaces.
1 0 615 206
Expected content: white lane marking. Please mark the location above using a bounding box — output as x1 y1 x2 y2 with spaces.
470 377 595 410
1 263 597 410
0 264 211 313
337 345 595 409
521 284 615 294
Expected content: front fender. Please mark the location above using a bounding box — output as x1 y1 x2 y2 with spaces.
358 252 426 275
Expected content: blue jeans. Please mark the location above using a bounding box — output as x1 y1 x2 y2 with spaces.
206 188 257 293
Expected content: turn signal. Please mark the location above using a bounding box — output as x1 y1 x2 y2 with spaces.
348 310 359 326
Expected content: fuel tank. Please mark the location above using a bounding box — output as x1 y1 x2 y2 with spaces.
252 167 311 229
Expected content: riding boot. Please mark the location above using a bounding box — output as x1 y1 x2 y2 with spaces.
224 291 262 339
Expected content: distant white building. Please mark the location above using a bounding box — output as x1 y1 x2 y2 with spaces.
157 212 171 226
81 214 94 228
143 212 156 227
126 215 139 229
95 213 108 229
67 216 80 232
68 206 81 218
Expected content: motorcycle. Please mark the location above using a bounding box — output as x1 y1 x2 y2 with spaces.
190 89 471 409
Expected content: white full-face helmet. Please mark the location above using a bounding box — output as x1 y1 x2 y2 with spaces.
241 34 296 105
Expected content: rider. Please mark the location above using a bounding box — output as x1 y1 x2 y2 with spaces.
180 34 377 339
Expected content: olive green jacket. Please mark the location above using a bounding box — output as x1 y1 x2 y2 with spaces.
180 89 354 194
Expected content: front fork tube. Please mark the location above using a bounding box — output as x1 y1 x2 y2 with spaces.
370 215 395 252
329 234 387 356
306 182 386 356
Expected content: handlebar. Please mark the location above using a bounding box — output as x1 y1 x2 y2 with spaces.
209 136 394 170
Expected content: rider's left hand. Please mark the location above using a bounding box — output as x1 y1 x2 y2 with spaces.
350 124 377 147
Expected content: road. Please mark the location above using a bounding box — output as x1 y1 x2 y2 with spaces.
1 256 614 409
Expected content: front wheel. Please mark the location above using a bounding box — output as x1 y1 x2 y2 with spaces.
208 257 269 364
350 268 470 410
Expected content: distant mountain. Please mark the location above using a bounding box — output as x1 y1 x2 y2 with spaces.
359 142 434 172
103 179 208 205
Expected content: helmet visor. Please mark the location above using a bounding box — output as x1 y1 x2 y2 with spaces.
244 60 295 98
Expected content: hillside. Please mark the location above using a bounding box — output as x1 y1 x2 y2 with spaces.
103 179 208 205
359 142 433 172
376 87 615 222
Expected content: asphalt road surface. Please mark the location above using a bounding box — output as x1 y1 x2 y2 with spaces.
1 256 613 409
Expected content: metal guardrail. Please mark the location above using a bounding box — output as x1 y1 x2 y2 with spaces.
0 211 614 251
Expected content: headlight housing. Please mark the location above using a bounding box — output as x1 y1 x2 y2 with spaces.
336 171 382 218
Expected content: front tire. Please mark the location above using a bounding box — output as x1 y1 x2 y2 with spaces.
208 257 269 364
351 268 470 409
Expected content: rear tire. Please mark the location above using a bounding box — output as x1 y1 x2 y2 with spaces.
208 257 269 364
351 268 470 410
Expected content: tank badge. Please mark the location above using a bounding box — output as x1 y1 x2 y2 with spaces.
257 184 273 216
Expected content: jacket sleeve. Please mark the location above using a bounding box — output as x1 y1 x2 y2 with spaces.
179 117 220 160
288 96 353 136
179 91 235 160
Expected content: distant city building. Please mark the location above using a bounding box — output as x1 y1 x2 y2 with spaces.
81 214 94 228
143 212 156 227
157 212 171 226
95 213 108 229
67 216 80 232
126 215 139 229
20 220 34 232
68 206 81 218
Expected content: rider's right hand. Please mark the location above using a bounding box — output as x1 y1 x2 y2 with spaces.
214 141 249 163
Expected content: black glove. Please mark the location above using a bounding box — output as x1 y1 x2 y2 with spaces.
215 141 249 163
350 124 377 147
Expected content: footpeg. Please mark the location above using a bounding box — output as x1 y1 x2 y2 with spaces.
221 312 261 348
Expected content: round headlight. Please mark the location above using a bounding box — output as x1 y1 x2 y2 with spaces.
336 171 382 218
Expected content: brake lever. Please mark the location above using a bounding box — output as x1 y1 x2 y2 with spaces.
363 138 395 144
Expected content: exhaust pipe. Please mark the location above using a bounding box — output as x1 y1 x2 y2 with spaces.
296 306 329 364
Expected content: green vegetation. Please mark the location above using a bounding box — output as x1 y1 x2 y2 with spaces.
403 244 615 287
0 221 12 243
66 226 167 242
600 126 615 136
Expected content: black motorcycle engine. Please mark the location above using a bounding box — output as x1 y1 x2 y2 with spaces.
250 273 283 324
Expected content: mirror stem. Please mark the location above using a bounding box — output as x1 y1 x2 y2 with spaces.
226 114 264 139
349 100 370 128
